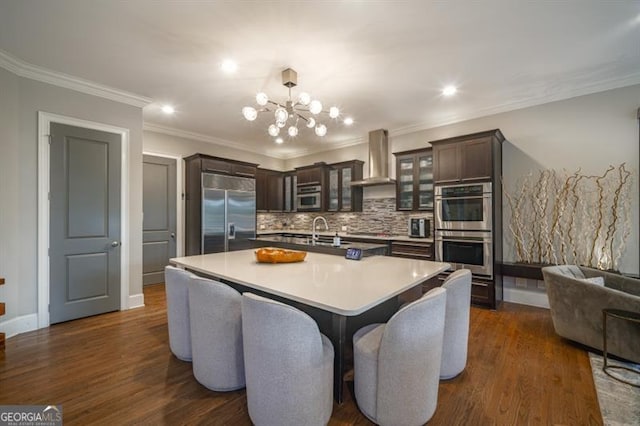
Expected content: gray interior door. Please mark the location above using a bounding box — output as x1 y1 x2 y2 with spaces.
49 122 121 324
143 155 177 285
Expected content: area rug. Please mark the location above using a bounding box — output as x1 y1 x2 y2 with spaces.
589 353 640 426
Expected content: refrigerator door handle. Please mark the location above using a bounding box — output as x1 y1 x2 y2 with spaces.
228 222 236 240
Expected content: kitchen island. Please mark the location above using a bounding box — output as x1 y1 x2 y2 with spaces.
170 249 449 403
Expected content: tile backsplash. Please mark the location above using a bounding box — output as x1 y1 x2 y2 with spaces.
257 198 433 235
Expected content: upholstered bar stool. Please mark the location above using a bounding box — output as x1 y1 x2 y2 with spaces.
188 276 245 391
440 269 472 379
241 293 334 426
164 265 197 361
353 287 447 426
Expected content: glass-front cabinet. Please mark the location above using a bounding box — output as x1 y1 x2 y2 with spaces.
328 169 339 211
327 160 364 212
394 148 434 211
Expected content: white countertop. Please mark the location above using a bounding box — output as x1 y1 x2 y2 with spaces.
258 229 434 243
171 250 449 316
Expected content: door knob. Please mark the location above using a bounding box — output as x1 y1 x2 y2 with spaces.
111 241 120 247
170 233 175 239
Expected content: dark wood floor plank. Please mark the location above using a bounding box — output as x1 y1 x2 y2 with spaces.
0 284 601 425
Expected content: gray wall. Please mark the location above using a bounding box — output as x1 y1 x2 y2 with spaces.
143 130 285 170
285 85 640 275
0 67 144 324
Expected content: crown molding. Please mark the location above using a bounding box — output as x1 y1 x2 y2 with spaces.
391 72 640 138
0 49 152 108
143 122 291 159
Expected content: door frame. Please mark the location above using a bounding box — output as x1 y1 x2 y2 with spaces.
142 151 184 259
37 111 131 329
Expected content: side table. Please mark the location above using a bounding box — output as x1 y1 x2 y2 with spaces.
602 308 640 387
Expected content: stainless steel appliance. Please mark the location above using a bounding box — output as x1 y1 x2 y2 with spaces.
434 182 492 231
408 218 429 238
296 184 322 211
435 230 493 277
202 173 256 254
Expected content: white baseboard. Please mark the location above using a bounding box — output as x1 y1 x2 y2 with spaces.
0 313 39 339
503 287 550 309
128 293 145 309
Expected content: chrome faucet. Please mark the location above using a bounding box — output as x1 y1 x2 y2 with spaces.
312 216 329 244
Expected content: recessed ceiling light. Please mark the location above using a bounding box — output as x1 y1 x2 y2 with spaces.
221 59 238 74
161 105 175 114
343 117 354 126
275 137 284 144
442 85 457 97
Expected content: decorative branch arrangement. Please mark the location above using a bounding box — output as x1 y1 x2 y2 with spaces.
503 164 633 271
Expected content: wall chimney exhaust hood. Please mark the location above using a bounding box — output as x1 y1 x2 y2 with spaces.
350 129 396 186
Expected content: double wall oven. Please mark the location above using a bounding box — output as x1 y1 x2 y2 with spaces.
434 182 493 277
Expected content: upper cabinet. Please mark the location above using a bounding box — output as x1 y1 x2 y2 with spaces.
393 148 433 211
327 160 364 212
295 163 328 186
197 154 258 178
431 130 504 184
256 168 284 212
282 171 297 212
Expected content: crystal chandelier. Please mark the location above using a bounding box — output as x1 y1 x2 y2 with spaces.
242 68 348 143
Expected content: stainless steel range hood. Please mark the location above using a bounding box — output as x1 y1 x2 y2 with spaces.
350 129 396 186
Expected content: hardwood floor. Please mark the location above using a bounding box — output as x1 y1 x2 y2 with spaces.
0 284 602 425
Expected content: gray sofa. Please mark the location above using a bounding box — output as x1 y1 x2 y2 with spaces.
542 265 640 364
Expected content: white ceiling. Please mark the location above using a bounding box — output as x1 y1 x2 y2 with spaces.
1 1 639 159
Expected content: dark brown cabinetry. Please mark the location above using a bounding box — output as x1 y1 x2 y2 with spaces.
432 131 500 184
430 129 505 309
295 163 328 186
295 163 330 211
283 171 297 212
256 168 284 212
184 154 259 256
389 240 434 260
393 148 434 211
327 160 364 212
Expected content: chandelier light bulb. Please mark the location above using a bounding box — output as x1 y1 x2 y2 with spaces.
309 100 323 115
268 124 279 137
274 107 289 123
288 126 299 137
256 92 269 106
315 124 327 137
306 117 316 128
242 106 257 121
329 106 340 119
298 92 311 106
343 117 354 125
275 137 284 144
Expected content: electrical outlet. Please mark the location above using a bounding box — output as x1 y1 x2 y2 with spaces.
515 277 527 288
341 226 348 232
259 224 265 230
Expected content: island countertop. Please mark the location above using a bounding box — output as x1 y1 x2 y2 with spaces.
170 249 449 316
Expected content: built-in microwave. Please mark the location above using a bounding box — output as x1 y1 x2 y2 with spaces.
434 182 492 231
296 185 322 211
435 230 493 277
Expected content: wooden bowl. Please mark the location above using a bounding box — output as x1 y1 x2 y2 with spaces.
255 247 307 264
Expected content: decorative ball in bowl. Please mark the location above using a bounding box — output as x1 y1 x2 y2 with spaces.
255 247 307 264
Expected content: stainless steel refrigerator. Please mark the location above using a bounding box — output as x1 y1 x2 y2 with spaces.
202 173 256 254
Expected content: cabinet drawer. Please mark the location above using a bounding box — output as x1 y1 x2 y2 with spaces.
201 158 232 174
390 241 433 260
